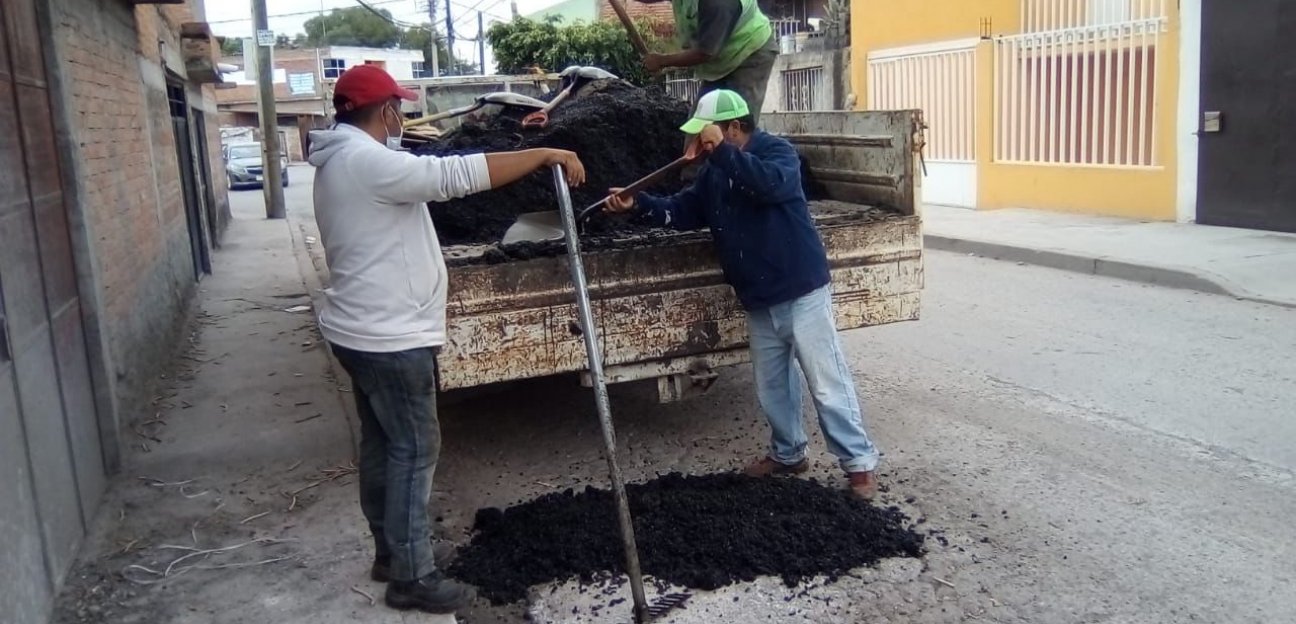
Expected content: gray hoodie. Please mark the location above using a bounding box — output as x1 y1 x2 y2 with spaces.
307 124 491 352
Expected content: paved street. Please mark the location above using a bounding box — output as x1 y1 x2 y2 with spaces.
290 169 1296 622
57 169 1296 623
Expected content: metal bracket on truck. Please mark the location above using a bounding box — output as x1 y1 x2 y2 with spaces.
436 110 924 402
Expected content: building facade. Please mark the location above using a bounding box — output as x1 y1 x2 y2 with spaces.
526 0 602 23
0 1 227 621
216 46 426 162
851 0 1295 232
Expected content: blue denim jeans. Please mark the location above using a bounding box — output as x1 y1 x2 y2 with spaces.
746 286 881 473
330 344 440 581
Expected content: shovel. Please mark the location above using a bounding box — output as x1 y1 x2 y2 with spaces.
402 92 546 128
547 164 650 624
502 143 711 245
521 66 619 129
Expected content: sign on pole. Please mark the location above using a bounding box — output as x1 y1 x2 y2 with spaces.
256 29 275 47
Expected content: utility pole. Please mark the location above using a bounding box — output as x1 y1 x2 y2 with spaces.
510 1 519 18
426 0 440 77
252 0 285 219
477 12 485 75
444 0 455 75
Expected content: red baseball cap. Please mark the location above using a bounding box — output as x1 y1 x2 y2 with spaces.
333 64 418 112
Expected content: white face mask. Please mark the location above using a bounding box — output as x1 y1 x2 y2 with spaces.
383 105 404 150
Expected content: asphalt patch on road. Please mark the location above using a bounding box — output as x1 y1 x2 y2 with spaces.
449 472 925 604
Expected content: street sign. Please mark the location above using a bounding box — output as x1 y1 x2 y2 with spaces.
256 29 275 47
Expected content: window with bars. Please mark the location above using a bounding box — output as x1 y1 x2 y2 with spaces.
664 77 700 104
322 58 346 79
993 12 1168 167
781 66 823 112
412 61 434 79
1021 0 1168 32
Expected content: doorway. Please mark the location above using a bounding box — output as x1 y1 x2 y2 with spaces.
1196 0 1296 232
167 81 212 276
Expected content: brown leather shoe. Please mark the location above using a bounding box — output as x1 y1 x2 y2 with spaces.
743 457 810 478
848 471 879 500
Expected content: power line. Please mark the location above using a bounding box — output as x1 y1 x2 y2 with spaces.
208 0 407 25
355 0 487 41
451 0 509 33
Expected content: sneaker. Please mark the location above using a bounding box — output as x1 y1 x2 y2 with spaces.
848 471 879 501
385 572 476 613
371 541 458 583
742 457 810 478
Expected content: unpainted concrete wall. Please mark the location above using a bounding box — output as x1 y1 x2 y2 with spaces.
763 46 852 113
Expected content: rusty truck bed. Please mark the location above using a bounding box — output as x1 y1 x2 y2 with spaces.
435 110 925 394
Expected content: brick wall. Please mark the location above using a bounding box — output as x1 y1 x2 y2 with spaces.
599 1 676 22
45 0 224 427
216 56 324 105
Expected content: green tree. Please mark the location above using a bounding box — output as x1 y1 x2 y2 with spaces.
302 6 403 48
218 36 243 57
487 17 669 85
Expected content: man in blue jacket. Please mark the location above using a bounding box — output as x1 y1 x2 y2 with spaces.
605 90 881 500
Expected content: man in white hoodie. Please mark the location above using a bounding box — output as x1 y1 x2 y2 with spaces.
307 64 585 614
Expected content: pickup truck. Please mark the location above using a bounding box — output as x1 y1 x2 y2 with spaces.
434 110 924 402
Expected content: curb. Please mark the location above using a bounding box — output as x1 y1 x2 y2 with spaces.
924 234 1296 309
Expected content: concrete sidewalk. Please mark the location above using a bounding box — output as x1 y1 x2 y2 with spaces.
53 188 459 624
923 204 1296 308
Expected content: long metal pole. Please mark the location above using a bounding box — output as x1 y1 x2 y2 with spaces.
477 12 485 75
252 0 285 218
551 166 649 623
426 0 439 77
444 0 455 75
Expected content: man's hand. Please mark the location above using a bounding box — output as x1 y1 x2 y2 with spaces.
544 149 586 187
697 124 724 152
644 53 668 74
603 187 636 213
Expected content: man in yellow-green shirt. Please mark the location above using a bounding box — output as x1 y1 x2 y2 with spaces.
639 0 778 121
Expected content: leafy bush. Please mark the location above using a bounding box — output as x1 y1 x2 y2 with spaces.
488 17 672 86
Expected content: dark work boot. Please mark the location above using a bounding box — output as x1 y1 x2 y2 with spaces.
371 541 458 583
385 572 476 613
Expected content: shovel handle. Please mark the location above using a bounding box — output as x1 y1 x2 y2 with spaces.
402 101 481 128
522 82 577 128
578 147 712 222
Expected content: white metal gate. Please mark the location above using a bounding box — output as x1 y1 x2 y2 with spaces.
868 39 979 207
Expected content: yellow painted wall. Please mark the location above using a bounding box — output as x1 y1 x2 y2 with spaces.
978 0 1181 220
851 0 1019 107
852 0 1182 221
